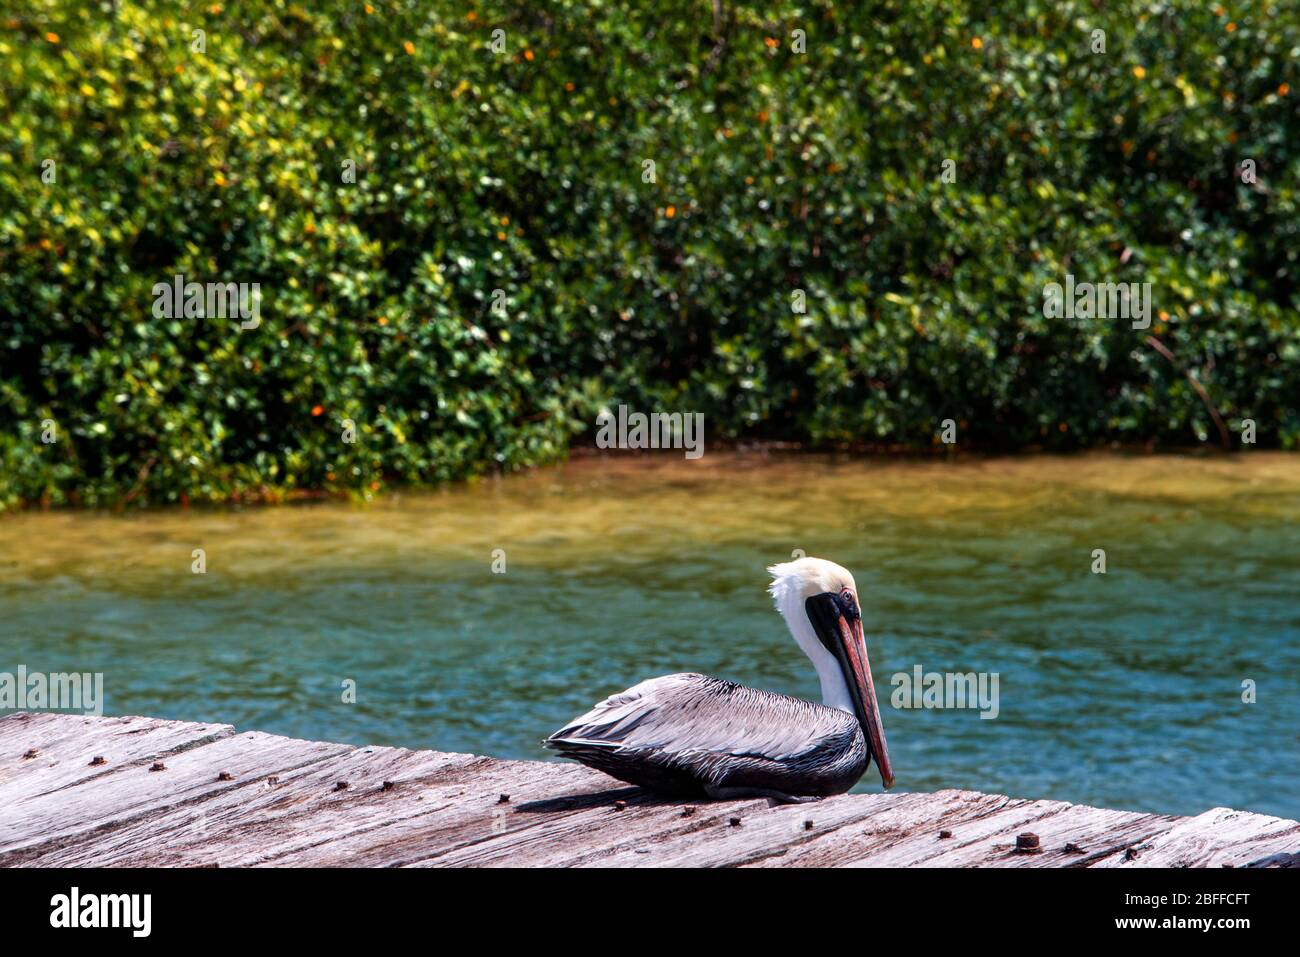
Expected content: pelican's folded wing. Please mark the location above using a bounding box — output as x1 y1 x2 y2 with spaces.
546 672 848 763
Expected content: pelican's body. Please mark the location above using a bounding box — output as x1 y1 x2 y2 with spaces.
546 558 894 802
547 673 869 799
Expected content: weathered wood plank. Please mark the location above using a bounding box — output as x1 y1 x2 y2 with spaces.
416 785 779 868
844 799 1178 869
21 743 480 867
276 757 626 868
588 791 929 868
731 790 1173 868
2 713 1294 868
1091 806 1300 868
0 712 233 808
1 728 351 861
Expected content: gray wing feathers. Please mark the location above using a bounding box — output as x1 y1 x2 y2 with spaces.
548 673 850 763
546 673 869 797
548 674 685 746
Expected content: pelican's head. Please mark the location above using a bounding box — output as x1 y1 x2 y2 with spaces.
767 557 894 788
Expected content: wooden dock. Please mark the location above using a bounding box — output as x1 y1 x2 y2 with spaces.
2 712 1296 868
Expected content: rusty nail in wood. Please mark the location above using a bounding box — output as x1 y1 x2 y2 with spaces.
939 829 953 839
497 793 510 803
22 749 38 759
89 756 106 766
381 780 395 791
613 800 627 812
1064 842 1083 853
804 820 815 831
1125 847 1139 861
729 816 742 827
149 761 166 772
333 781 349 792
680 807 696 817
217 771 233 782
1015 832 1041 853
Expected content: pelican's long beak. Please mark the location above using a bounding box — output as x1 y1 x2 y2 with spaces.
806 592 895 788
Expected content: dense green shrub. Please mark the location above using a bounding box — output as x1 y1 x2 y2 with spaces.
2 1 1297 507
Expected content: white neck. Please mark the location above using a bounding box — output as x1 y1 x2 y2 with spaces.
772 582 854 714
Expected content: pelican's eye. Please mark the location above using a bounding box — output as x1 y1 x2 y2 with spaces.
840 588 860 620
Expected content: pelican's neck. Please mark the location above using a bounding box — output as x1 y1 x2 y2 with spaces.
773 582 854 714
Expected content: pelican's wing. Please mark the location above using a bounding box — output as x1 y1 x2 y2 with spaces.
546 673 843 766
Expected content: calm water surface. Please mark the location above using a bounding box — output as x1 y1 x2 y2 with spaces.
2 452 1297 819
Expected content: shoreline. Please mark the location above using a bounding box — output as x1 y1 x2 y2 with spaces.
4 442 1293 516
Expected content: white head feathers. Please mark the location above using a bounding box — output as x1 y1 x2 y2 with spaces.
766 557 859 713
767 557 857 606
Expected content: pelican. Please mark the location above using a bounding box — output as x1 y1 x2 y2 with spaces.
545 557 894 802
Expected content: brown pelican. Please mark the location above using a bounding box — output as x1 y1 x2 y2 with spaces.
545 557 894 802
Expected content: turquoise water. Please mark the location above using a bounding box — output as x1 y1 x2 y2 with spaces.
1 451 1297 819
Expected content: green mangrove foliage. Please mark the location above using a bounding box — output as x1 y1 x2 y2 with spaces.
2 1 1297 507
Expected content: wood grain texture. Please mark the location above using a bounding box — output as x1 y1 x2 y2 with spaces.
1089 806 1300 869
2 713 1294 868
